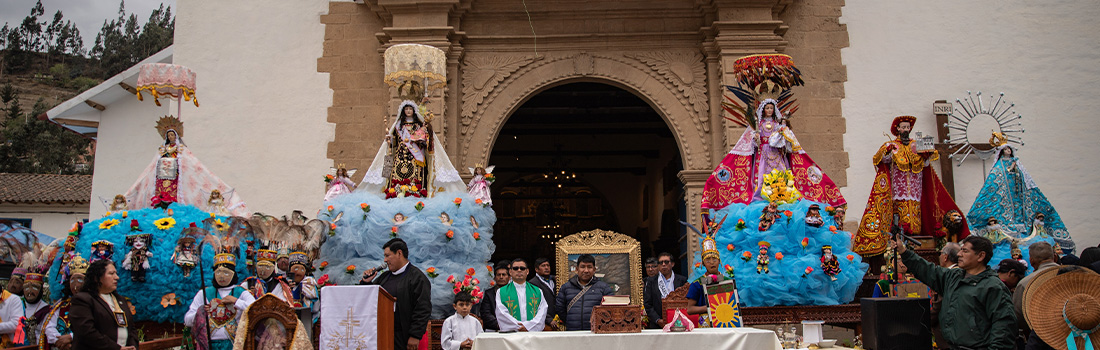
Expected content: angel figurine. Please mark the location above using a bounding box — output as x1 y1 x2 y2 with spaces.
122 234 153 282
207 189 231 216
172 235 198 277
90 240 114 263
324 164 357 202
466 164 496 206
109 194 128 212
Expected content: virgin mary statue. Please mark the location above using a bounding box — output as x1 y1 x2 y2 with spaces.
358 100 465 198
125 116 249 215
967 132 1074 254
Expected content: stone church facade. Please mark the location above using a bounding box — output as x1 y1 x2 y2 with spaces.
319 0 850 256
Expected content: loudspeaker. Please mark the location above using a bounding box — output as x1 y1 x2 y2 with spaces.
861 297 932 350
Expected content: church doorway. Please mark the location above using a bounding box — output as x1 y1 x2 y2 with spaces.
487 82 685 271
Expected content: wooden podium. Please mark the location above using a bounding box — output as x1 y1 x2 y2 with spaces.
320 285 395 350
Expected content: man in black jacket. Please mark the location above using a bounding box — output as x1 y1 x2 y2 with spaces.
528 257 557 327
555 254 613 330
359 238 432 350
644 252 687 328
478 261 511 331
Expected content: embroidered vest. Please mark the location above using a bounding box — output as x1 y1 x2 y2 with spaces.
204 286 246 338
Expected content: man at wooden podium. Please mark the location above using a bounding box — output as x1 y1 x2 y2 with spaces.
360 238 433 350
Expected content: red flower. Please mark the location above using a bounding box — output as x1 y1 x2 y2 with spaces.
466 267 476 276
472 278 480 285
784 210 793 217
726 244 735 251
447 275 456 283
454 198 462 205
473 232 481 240
446 230 454 240
327 205 334 212
846 254 855 262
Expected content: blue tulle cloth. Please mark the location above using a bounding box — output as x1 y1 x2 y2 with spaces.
967 154 1073 254
988 236 1055 275
49 203 252 323
321 192 496 319
688 200 868 307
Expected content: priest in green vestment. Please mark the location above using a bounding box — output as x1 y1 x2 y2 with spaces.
494 258 548 332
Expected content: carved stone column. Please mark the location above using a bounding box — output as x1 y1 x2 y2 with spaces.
678 169 713 265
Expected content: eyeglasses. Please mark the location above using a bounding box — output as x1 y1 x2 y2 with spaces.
511 266 528 271
658 261 673 265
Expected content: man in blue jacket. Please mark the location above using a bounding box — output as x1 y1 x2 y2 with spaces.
555 254 614 330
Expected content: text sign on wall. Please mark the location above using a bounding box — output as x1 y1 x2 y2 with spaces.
933 102 953 115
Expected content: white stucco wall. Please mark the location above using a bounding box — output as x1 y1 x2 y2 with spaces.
0 204 88 239
841 1 1100 250
89 97 170 218
172 0 333 216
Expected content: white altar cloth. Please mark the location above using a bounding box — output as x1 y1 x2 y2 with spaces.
472 327 782 350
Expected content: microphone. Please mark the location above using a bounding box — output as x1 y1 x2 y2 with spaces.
361 264 387 282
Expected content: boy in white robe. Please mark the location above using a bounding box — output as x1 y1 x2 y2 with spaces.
441 292 482 350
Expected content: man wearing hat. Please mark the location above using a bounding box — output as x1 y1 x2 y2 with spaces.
996 259 1027 294
6 267 26 296
42 254 89 350
856 116 970 256
241 247 294 303
893 234 1016 350
1024 267 1099 350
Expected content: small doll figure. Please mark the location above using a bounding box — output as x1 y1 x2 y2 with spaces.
759 203 780 231
324 164 358 202
804 204 824 228
466 164 496 206
109 194 128 212
470 216 479 229
172 236 198 277
756 241 771 274
1010 243 1028 269
833 207 847 231
821 245 841 281
207 189 231 216
393 213 406 224
90 240 114 262
122 234 153 282
440 212 453 226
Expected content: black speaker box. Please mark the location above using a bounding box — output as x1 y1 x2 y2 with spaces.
860 297 932 350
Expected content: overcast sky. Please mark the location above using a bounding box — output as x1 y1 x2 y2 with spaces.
1 0 176 51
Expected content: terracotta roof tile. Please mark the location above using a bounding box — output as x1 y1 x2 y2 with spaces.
0 173 92 204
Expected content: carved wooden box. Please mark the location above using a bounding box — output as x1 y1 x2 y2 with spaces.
590 305 644 334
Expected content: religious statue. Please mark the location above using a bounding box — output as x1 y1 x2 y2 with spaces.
804 204 824 228
466 164 496 206
966 132 1075 254
172 234 198 277
979 217 1012 244
124 116 249 215
854 116 970 256
832 207 847 231
702 55 846 213
122 234 153 282
756 242 771 274
324 164 357 202
1010 243 1028 269
821 245 840 281
357 100 465 199
90 240 113 263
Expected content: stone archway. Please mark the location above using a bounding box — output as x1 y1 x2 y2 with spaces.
455 50 720 261
457 51 715 172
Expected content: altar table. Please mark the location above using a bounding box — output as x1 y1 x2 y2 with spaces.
472 328 782 350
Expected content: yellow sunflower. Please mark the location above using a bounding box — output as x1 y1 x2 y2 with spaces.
154 217 176 230
213 218 228 231
99 219 120 230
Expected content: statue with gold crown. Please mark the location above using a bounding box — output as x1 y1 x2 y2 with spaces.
358 44 465 199
703 54 846 212
968 132 1074 256
123 116 249 215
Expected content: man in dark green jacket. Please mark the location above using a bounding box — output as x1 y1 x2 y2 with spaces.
893 234 1016 350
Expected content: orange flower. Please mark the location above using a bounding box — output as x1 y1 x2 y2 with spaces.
330 222 337 230
846 254 855 262
742 251 752 259
466 267 476 276
473 232 481 240
391 226 398 234
320 261 329 268
426 267 436 274
446 230 454 239
829 225 837 232
775 252 784 260
327 205 334 212
726 244 735 251
360 203 368 209
784 210 793 217
454 198 462 205
694 262 701 268
475 198 483 205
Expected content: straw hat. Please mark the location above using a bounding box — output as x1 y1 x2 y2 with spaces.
1021 267 1062 327
1025 270 1100 350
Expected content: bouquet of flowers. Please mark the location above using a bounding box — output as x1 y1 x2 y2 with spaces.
760 169 803 204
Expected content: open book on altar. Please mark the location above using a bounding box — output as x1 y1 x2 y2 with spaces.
705 280 743 328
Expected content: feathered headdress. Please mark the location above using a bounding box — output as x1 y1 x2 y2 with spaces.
200 216 249 268
20 250 46 286
247 214 293 266
281 211 330 269
722 54 804 129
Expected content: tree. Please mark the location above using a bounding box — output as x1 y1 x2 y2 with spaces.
0 83 93 175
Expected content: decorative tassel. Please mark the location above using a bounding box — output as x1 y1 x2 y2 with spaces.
137 92 144 101
13 317 25 345
153 97 162 107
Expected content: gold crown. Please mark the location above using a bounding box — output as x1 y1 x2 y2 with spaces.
256 249 278 263
989 132 1008 147
155 115 184 139
701 235 719 260
68 254 89 276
